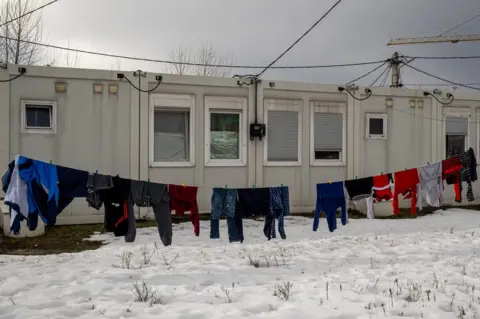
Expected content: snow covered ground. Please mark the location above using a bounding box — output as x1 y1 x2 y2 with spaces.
2 209 480 318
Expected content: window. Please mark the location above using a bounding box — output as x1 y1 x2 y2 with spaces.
205 96 247 166
310 102 346 166
150 94 195 167
264 99 302 166
366 113 387 139
21 100 57 134
445 116 468 158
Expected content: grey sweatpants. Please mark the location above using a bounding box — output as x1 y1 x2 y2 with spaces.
131 180 172 246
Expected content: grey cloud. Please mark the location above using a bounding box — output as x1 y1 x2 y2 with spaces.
40 0 480 89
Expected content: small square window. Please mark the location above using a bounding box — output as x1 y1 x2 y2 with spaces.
21 100 57 134
366 113 387 139
446 135 466 158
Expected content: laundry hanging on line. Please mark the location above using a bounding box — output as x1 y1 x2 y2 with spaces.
314 148 478 233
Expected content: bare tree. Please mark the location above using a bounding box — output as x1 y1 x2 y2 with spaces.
193 42 233 77
167 44 192 75
64 39 80 68
167 42 233 77
0 0 46 65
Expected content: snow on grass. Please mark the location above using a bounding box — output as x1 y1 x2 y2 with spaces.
1 209 480 318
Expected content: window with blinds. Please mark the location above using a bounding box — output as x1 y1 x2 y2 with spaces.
153 110 190 162
267 110 299 162
313 112 343 160
445 116 468 158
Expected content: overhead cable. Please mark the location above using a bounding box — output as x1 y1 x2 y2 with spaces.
256 0 343 77
405 55 480 60
401 62 480 91
0 34 384 70
346 61 389 85
0 0 59 28
370 64 390 87
438 12 480 36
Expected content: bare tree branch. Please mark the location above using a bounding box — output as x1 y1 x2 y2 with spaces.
65 38 80 68
167 42 234 77
167 44 192 75
0 0 47 65
193 41 233 77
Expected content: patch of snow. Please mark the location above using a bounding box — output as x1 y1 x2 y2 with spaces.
1 209 480 318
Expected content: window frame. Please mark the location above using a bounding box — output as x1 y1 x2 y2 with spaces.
20 100 57 134
149 93 195 167
263 99 302 167
443 107 470 159
310 101 346 167
365 113 388 140
204 96 247 167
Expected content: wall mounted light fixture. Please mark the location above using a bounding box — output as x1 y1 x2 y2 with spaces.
416 100 424 108
55 82 66 93
409 100 416 108
109 84 118 95
93 84 103 94
385 98 393 107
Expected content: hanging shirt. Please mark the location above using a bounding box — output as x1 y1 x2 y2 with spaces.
372 174 394 202
17 157 59 225
169 184 200 237
103 176 136 242
417 162 443 207
393 168 420 215
458 150 475 202
4 156 29 234
313 182 347 233
468 148 478 182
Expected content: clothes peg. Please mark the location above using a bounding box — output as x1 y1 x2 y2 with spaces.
281 184 284 187
49 160 52 164
355 176 358 179
225 185 227 189
147 178 150 183
95 169 98 174
252 184 255 189
405 168 407 171
181 183 185 187
328 179 332 184
427 162 430 165
380 172 383 175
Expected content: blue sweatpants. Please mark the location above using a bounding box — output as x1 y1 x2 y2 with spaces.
313 182 347 233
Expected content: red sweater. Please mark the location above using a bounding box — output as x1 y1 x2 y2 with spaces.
442 156 463 178
168 184 200 236
393 168 420 216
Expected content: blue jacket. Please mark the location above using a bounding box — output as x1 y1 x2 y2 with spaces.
17 156 59 224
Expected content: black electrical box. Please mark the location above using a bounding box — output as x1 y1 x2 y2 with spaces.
250 123 266 141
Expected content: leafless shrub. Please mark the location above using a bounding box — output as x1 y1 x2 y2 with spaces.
132 280 164 306
273 282 293 301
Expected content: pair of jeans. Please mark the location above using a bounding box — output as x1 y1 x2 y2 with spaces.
210 188 243 243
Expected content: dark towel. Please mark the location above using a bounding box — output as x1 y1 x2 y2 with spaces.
344 177 374 201
235 188 270 218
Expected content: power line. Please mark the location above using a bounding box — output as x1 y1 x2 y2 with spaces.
401 83 480 87
0 0 59 28
256 0 343 77
406 55 480 60
438 12 480 36
401 62 480 91
370 64 390 87
0 35 385 70
346 61 389 85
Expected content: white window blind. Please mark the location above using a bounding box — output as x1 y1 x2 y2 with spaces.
314 112 343 151
445 116 468 135
267 110 298 162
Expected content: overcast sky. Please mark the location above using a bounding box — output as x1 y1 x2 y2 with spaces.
36 0 480 90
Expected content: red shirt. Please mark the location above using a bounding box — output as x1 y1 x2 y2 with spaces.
393 168 420 215
168 184 200 236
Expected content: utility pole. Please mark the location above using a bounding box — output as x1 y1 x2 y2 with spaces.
133 70 146 219
390 52 401 88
